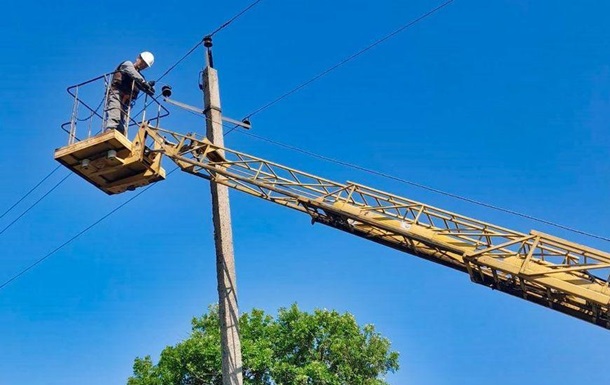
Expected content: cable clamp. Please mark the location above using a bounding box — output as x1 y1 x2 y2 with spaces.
203 106 222 114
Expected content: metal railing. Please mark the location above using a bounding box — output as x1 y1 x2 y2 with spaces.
60 73 170 145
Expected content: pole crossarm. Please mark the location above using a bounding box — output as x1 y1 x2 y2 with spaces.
143 123 610 329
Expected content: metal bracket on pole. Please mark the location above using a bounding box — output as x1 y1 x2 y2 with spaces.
163 97 252 130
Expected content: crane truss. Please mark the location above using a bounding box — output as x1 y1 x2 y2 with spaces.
143 124 610 329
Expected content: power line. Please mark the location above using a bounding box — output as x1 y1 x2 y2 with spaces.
236 130 610 243
156 41 203 83
0 165 62 221
209 0 264 37
156 0 264 83
0 173 71 237
244 0 454 118
0 168 178 292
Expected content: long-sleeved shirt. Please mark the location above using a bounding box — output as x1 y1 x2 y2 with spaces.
111 61 149 100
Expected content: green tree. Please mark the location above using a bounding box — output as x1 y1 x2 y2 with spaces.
128 304 399 385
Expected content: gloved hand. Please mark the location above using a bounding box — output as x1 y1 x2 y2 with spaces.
142 81 155 96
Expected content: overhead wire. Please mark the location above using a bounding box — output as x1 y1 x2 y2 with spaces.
236 130 610 243
208 0 264 37
244 0 454 119
0 173 71 237
0 165 62 221
155 0 264 83
155 42 204 83
221 0 454 134
1 104 231 288
0 168 178 292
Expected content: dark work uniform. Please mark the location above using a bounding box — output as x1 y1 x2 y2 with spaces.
104 61 148 134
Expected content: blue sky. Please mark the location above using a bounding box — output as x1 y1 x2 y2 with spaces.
1 0 610 384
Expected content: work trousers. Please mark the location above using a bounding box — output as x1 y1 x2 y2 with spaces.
104 89 130 135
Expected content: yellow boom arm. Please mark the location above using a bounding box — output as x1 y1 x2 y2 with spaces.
141 123 610 329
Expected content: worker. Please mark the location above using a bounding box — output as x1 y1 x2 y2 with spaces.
104 51 156 135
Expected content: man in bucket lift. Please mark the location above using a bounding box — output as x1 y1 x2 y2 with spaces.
104 51 156 135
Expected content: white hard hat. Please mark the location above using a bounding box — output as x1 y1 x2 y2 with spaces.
139 51 155 68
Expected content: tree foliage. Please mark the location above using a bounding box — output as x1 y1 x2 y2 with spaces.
128 304 399 385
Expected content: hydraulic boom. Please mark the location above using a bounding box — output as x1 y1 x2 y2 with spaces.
137 123 610 329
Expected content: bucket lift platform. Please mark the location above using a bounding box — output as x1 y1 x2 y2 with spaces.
54 129 165 195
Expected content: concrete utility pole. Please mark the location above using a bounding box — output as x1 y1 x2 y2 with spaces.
201 36 243 385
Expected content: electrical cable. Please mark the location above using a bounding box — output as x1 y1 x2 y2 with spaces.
0 168 178 292
178 1 452 133
236 130 610 243
0 173 71 237
208 0 264 37
244 0 454 119
155 0 264 83
0 165 62 221
156 42 203 83
223 124 239 136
